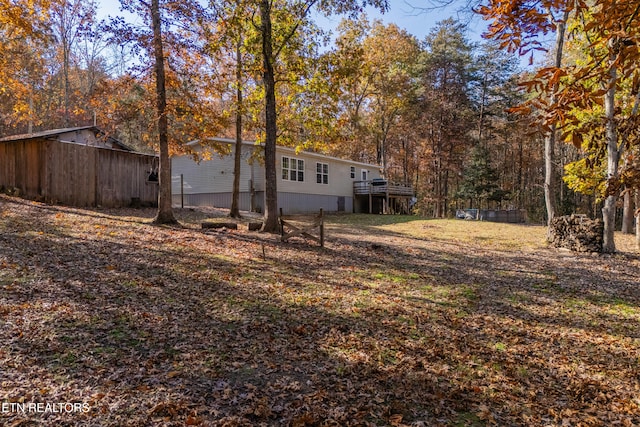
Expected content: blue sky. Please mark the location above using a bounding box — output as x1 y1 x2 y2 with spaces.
97 0 488 43
317 0 488 42
96 0 545 67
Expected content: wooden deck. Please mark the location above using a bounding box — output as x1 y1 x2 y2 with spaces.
353 180 414 214
353 180 414 197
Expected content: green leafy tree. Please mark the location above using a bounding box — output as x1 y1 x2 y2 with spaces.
418 18 476 217
456 144 505 208
563 156 606 213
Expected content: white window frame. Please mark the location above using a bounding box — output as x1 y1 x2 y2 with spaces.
361 169 369 181
282 156 304 182
316 162 329 185
350 166 356 179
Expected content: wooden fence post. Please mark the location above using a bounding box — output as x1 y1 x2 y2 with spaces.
319 208 324 247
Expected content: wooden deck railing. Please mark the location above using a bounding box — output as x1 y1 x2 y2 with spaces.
353 180 414 197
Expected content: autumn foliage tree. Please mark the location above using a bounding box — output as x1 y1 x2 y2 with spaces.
0 0 50 133
255 0 388 232
0 0 556 228
478 0 640 252
105 0 228 224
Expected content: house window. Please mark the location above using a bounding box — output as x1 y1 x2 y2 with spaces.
350 166 355 179
316 162 329 184
361 169 369 181
282 156 304 182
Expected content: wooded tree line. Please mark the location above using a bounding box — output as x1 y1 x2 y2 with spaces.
1 0 638 250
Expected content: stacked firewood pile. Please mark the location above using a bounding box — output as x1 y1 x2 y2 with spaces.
547 215 604 253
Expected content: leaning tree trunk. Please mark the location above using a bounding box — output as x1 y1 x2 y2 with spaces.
151 0 177 225
260 0 279 232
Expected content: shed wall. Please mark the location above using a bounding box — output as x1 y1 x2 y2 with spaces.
0 139 157 207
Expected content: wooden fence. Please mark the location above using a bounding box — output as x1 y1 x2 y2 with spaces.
279 208 324 247
0 139 158 208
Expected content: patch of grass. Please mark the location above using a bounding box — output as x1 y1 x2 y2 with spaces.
371 270 418 284
564 298 588 309
327 214 420 227
91 345 116 355
506 291 532 304
52 351 79 368
606 298 639 317
493 342 507 352
459 285 479 301
377 348 399 366
454 411 485 427
378 218 547 251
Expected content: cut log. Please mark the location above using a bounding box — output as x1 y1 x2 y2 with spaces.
248 222 263 231
201 222 238 230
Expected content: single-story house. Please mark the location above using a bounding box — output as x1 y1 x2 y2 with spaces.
171 138 414 214
0 126 158 207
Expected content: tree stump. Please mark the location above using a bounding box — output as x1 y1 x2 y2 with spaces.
547 215 604 253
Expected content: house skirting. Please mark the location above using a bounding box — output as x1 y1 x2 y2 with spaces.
172 191 353 214
276 192 352 214
171 192 253 211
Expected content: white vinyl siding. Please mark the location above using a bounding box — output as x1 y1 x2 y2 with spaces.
278 147 381 198
171 139 383 213
282 156 304 182
316 162 328 184
171 145 253 195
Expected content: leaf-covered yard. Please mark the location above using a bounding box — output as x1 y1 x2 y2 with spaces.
1 194 639 426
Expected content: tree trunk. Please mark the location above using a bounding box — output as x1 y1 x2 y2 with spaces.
151 0 177 225
622 189 634 234
230 39 243 219
63 40 70 127
260 0 279 232
478 73 487 146
635 190 640 250
602 60 618 253
544 10 568 227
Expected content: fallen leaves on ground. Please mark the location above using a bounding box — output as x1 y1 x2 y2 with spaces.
0 194 639 426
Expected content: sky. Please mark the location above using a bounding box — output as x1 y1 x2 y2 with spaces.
97 0 489 44
96 0 543 67
315 0 487 42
